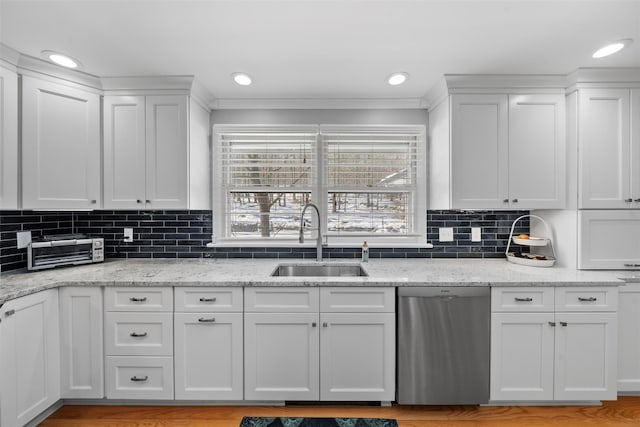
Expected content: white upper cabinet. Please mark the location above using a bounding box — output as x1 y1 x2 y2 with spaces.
432 90 566 210
578 88 636 208
578 210 640 270
0 65 18 209
104 95 189 209
103 96 146 209
450 94 509 209
145 96 189 209
508 94 566 209
21 76 101 209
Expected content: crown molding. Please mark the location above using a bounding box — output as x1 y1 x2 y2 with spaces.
566 67 640 92
210 97 429 110
15 50 103 91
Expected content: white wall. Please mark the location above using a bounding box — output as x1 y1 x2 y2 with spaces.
211 109 428 126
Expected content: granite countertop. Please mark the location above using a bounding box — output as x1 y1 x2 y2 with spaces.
0 258 635 305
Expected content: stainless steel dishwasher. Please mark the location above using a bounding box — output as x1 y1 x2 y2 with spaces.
397 286 490 404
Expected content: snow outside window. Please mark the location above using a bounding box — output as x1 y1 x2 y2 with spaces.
212 124 426 246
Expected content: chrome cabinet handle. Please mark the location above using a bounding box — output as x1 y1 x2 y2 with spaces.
635 199 640 202
129 297 147 302
5 309 15 316
502 199 509 203
199 297 217 302
130 332 148 338
198 317 216 323
130 376 148 382
624 263 640 268
136 199 142 203
514 297 533 302
548 321 556 327
322 322 328 327
560 321 568 327
512 198 518 203
145 200 151 204
626 198 634 202
90 199 97 204
311 322 317 327
578 297 597 302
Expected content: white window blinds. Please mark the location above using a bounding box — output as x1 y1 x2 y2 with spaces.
215 127 318 239
321 127 423 237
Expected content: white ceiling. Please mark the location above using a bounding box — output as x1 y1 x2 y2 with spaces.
1 0 639 106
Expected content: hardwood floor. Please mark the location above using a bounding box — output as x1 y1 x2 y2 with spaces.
40 397 640 426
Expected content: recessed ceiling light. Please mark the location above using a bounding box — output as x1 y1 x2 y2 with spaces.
388 72 409 86
41 50 81 69
592 39 634 59
232 73 252 86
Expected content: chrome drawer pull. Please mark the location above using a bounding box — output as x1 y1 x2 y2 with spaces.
130 376 148 382
199 297 217 302
626 198 634 203
560 321 568 327
322 322 328 327
129 297 147 302
514 297 533 302
578 297 597 302
624 263 640 268
311 322 317 327
198 317 216 323
130 332 148 338
5 309 15 316
548 321 556 327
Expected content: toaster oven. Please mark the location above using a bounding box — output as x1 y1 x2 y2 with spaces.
27 234 104 271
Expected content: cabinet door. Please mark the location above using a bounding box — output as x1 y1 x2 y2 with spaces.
578 210 640 270
0 290 60 427
145 95 188 209
103 96 146 209
59 287 104 399
0 66 18 209
320 313 395 401
490 312 554 401
244 312 319 401
21 76 100 209
174 313 243 400
618 284 640 392
451 94 509 209
579 89 630 208
631 89 640 204
554 312 617 401
509 94 565 209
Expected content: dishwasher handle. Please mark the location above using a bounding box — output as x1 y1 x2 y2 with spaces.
398 286 489 298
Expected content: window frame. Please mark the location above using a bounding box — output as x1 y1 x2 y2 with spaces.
211 124 427 247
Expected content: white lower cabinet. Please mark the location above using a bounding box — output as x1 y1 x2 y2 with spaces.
320 312 395 401
59 287 104 399
618 283 640 392
0 289 60 427
105 356 173 400
244 287 395 402
104 287 173 400
491 287 618 402
174 288 244 400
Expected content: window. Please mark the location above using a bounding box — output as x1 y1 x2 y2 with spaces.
212 124 426 246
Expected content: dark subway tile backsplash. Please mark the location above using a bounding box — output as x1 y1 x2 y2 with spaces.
0 209 529 272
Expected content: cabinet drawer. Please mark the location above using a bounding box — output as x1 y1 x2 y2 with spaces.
105 356 173 400
555 287 618 312
245 287 319 312
491 287 555 312
174 287 243 312
320 287 395 312
105 312 173 356
105 287 173 312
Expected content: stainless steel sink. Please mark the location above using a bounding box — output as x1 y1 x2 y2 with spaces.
270 263 368 277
